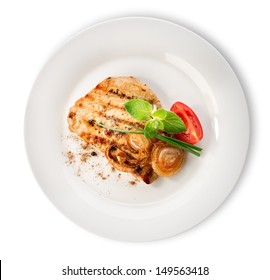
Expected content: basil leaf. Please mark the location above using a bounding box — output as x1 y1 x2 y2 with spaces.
151 108 167 120
144 119 161 139
152 109 186 133
161 111 186 133
124 99 152 121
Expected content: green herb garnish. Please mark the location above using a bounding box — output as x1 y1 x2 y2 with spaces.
124 99 153 121
152 108 186 133
125 99 186 135
98 99 202 156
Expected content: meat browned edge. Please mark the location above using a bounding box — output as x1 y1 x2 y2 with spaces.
67 76 162 184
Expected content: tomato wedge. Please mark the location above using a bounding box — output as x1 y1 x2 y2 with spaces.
170 101 203 144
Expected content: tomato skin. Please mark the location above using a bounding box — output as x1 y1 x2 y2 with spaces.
170 102 203 144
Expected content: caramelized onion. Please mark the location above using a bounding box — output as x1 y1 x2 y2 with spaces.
127 134 152 150
105 144 157 184
105 145 137 173
151 142 185 176
133 164 158 184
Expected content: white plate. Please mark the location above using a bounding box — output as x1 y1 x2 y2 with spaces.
25 17 249 241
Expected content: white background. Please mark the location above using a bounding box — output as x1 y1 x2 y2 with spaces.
0 0 269 279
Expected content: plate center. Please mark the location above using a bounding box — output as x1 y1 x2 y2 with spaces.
62 56 210 206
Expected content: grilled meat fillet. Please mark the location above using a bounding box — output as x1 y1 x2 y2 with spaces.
68 76 162 184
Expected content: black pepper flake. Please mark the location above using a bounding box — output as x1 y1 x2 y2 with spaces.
88 119 95 126
129 181 137 186
135 166 142 174
108 89 120 95
91 151 97 156
110 146 117 152
68 112 75 118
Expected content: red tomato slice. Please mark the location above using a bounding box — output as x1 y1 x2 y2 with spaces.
170 101 203 144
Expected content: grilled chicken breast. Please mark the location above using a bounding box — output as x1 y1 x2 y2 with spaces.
68 76 162 184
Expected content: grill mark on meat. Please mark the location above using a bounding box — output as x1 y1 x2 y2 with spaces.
76 97 125 111
84 92 129 110
70 109 144 131
107 88 140 100
105 88 156 104
80 132 112 151
86 90 139 106
80 131 129 154
80 125 127 152
88 111 144 129
70 100 144 130
91 79 158 104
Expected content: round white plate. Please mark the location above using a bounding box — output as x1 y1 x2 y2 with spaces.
25 17 249 241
